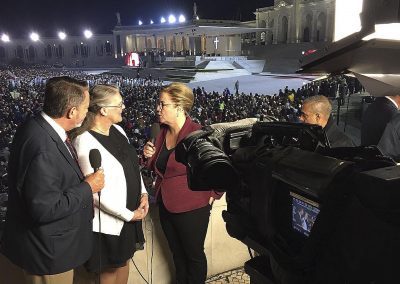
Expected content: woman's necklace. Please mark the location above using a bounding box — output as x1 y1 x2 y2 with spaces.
93 125 109 135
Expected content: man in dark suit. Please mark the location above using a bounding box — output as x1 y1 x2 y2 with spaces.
361 96 400 146
300 95 355 147
1 77 104 283
377 112 400 162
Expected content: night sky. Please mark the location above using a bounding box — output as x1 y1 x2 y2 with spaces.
1 0 274 38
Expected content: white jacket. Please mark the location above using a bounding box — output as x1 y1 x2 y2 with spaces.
73 125 146 236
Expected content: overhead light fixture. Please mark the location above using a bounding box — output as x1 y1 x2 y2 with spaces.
334 0 363 42
363 23 400 41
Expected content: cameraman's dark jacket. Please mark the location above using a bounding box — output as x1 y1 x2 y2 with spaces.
325 116 355 147
145 117 222 213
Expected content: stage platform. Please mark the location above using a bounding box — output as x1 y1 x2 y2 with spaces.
81 65 317 96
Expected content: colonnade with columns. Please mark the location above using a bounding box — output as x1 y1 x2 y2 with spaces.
114 32 242 57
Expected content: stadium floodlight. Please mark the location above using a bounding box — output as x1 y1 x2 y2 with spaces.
150 20 154 24
58 31 67 40
168 15 176 24
138 20 143 26
178 15 186 23
161 17 166 24
84 29 93 39
30 32 40 42
1 33 10 42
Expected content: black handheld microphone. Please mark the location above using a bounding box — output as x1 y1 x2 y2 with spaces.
89 149 102 197
89 149 102 172
150 123 160 144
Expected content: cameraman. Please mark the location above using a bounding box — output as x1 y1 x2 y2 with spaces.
299 95 355 147
143 82 223 284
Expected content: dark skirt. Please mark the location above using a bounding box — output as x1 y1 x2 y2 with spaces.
85 221 144 273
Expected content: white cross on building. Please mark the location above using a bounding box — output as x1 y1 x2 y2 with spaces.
214 37 219 49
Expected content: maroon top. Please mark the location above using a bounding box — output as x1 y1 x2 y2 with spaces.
146 117 223 213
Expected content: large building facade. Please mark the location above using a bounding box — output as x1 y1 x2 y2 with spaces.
0 34 118 67
112 19 260 58
0 0 336 67
255 0 335 45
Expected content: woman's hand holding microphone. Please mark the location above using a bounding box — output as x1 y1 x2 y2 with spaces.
143 141 156 159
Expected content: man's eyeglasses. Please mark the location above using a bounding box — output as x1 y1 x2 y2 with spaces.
156 100 175 110
102 102 124 108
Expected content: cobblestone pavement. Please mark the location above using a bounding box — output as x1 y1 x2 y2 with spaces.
206 267 250 284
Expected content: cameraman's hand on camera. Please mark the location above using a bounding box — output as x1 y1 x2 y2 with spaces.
143 141 156 159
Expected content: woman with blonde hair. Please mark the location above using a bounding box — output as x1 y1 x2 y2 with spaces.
71 84 149 284
143 82 223 284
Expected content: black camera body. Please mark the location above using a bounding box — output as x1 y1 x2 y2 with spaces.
175 120 400 284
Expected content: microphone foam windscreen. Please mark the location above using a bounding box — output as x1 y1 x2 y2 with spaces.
89 149 102 169
150 123 161 141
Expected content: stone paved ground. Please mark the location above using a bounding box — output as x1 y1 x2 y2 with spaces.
206 267 250 284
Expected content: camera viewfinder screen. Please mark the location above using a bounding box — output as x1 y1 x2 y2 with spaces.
290 192 320 237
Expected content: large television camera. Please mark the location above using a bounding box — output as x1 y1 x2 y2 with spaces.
175 119 400 284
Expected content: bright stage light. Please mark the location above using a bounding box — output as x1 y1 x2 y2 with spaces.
84 29 93 39
58 31 67 40
178 15 186 23
161 17 166 24
30 32 39 42
168 15 176 24
1 33 10 42
334 0 363 41
150 20 154 24
363 23 400 41
138 20 143 26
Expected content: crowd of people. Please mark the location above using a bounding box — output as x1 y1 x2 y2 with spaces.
0 66 363 215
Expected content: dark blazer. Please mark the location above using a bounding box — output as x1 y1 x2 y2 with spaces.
146 117 222 213
378 113 400 162
361 97 398 146
1 115 93 275
325 116 355 147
